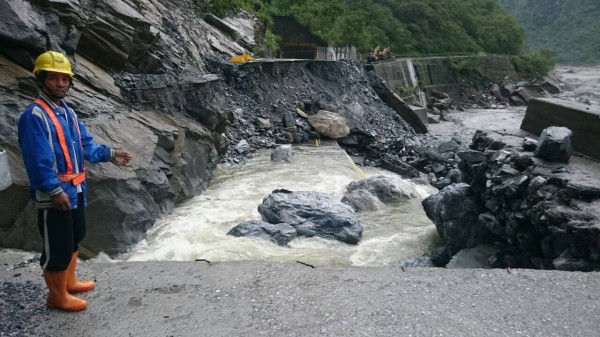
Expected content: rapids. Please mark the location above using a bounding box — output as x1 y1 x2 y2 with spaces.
553 65 600 106
117 141 440 267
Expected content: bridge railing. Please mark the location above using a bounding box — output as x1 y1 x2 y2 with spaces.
316 46 362 61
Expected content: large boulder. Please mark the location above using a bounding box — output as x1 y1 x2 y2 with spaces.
307 110 350 139
271 145 293 163
258 189 363 244
422 183 487 256
540 77 560 95
342 175 418 212
534 126 573 163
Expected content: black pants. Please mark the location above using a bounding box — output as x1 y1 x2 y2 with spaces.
37 193 86 271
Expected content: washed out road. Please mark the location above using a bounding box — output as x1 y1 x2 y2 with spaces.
2 259 599 337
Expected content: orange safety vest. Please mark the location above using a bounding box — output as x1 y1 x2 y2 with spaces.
34 99 86 186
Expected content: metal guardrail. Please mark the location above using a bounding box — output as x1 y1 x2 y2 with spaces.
316 46 361 61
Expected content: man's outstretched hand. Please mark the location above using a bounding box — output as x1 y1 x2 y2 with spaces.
114 149 133 166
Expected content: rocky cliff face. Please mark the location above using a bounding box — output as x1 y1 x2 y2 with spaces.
0 0 250 255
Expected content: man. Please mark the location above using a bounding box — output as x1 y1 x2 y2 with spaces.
18 51 132 311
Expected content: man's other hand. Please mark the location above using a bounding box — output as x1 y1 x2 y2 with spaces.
51 192 70 211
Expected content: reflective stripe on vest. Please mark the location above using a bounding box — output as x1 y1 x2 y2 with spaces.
34 99 86 186
57 172 86 185
34 99 74 174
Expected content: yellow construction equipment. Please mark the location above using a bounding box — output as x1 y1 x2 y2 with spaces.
230 54 253 64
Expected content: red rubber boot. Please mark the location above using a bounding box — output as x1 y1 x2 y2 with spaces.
44 270 88 311
66 251 96 293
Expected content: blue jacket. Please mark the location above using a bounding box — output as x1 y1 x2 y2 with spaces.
18 94 113 209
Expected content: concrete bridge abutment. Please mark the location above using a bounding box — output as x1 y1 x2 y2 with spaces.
521 98 600 161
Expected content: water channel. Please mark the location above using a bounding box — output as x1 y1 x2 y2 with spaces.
117 141 440 267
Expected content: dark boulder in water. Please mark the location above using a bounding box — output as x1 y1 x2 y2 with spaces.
258 189 363 244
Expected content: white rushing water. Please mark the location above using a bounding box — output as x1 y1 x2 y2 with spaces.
116 141 440 267
553 65 600 107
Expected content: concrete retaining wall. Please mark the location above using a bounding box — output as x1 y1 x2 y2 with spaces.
412 55 517 100
372 55 517 102
371 58 427 108
520 98 600 161
371 55 518 127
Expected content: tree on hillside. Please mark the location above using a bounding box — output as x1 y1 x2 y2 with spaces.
272 0 524 56
501 0 600 64
197 0 526 57
268 0 415 53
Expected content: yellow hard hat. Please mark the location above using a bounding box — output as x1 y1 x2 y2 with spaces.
33 51 74 77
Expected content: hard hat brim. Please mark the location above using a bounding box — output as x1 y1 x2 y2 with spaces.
33 69 75 77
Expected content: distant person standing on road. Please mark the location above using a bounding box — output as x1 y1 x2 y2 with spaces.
18 51 133 311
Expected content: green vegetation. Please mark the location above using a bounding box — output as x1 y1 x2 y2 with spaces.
501 0 600 65
195 0 556 76
195 0 266 18
511 50 555 80
444 57 484 81
272 0 524 56
395 85 420 99
195 0 524 55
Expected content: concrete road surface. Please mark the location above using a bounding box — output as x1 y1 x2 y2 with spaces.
2 259 599 337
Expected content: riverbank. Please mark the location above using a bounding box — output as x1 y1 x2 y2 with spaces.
2 256 599 337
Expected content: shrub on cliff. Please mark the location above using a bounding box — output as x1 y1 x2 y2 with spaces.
511 49 555 79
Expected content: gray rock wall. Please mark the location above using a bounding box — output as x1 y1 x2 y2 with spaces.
455 134 600 271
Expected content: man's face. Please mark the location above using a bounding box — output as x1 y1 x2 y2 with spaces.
42 72 70 99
